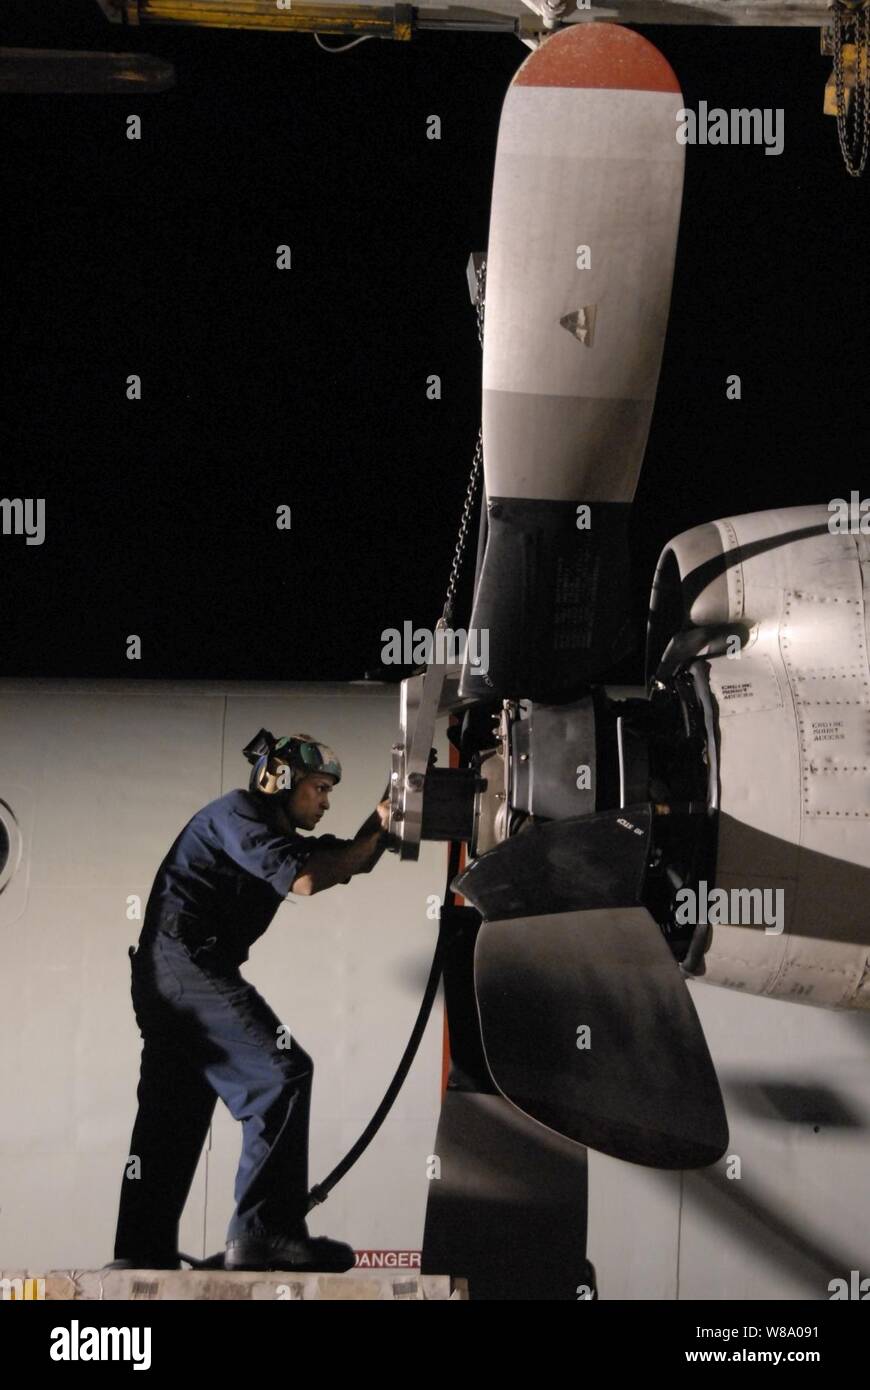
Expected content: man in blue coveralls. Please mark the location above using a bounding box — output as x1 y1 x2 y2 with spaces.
110 729 392 1274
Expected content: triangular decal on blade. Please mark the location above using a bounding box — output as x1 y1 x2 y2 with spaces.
560 305 598 346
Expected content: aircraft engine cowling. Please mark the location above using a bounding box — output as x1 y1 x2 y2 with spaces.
647 503 870 1010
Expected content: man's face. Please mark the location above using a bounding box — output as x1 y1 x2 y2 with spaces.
285 771 336 831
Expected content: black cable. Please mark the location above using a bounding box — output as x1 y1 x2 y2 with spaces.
180 835 463 1267
306 931 447 1207
306 835 461 1206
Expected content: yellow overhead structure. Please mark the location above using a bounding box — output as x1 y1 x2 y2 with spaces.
100 0 412 39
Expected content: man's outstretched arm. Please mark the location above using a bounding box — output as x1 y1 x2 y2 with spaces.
291 798 392 895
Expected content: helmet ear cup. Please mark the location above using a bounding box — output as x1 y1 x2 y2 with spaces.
250 753 295 795
269 757 296 794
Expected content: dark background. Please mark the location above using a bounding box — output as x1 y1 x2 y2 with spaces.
1 2 866 682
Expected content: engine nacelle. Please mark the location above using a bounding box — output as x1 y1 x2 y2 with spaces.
647 503 870 1010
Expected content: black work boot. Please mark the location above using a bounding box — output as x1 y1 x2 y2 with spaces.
225 1225 355 1273
102 1256 181 1271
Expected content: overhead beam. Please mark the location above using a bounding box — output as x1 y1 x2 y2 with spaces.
93 0 839 33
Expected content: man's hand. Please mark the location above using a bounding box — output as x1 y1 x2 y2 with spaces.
293 792 394 895
354 797 392 842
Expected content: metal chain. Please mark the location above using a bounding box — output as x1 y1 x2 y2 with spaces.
443 259 487 626
474 257 487 348
443 426 484 626
832 0 870 177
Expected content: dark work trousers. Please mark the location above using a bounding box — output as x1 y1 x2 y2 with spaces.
113 921 313 1262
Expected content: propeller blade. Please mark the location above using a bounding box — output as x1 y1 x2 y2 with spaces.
421 1091 593 1300
454 806 653 920
457 23 684 702
473 905 729 1168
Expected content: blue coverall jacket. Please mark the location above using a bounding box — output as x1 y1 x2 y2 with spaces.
145 786 349 962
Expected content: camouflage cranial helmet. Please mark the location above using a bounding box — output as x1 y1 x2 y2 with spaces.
242 729 342 795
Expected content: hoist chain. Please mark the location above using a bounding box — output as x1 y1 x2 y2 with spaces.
831 0 870 176
443 259 486 627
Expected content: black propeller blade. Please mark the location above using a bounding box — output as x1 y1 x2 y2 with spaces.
472 904 729 1168
458 498 635 704
453 810 729 1168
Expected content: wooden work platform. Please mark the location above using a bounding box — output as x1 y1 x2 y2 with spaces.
1 1269 466 1301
